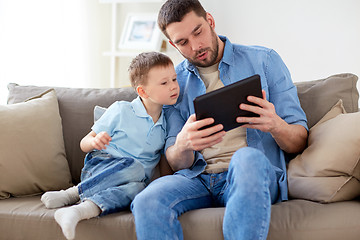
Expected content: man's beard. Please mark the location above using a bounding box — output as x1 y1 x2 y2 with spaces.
184 29 219 68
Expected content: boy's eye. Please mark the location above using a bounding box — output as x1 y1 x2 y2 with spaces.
173 78 177 82
161 82 167 85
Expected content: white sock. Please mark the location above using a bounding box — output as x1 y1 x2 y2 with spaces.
54 200 101 240
41 186 80 209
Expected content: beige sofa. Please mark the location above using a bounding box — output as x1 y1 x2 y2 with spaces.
1 73 360 240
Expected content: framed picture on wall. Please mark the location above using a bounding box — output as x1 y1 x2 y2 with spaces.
118 13 163 51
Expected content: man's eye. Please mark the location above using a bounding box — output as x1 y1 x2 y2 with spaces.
195 30 201 36
179 40 187 46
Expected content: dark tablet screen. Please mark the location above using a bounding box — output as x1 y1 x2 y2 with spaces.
193 74 262 132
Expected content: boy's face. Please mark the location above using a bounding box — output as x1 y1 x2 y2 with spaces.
141 63 179 106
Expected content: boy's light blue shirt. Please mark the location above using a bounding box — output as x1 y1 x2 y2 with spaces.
92 96 166 182
164 36 308 202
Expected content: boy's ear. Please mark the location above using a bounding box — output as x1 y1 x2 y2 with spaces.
136 85 148 99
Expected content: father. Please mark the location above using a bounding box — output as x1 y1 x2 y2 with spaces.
131 0 308 239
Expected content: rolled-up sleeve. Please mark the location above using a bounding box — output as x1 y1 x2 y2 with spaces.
163 105 186 152
265 50 308 130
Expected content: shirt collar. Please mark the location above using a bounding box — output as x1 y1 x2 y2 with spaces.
131 96 149 118
219 35 235 67
131 96 166 128
156 110 166 128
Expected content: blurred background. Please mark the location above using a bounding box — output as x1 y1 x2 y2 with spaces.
0 0 359 104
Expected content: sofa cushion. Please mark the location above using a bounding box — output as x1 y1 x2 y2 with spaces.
288 100 360 203
295 73 358 128
268 199 360 240
0 90 72 199
1 196 360 240
7 83 137 184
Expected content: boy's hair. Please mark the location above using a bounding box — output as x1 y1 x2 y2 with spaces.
128 52 173 89
158 0 207 39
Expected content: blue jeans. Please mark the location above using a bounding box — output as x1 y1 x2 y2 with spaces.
79 151 146 216
131 147 279 240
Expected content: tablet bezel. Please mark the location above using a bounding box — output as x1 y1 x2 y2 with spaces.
193 74 262 132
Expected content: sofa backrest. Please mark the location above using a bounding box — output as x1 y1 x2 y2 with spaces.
6 73 358 184
295 73 358 128
7 83 137 184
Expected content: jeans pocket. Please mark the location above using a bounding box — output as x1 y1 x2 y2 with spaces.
80 169 92 181
219 180 229 196
81 151 109 181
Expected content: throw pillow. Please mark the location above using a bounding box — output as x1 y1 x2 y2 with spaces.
7 83 137 184
0 89 72 199
94 105 107 122
295 73 359 128
288 99 360 203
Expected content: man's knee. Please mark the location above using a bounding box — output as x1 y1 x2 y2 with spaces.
132 186 154 214
230 147 269 172
131 176 171 215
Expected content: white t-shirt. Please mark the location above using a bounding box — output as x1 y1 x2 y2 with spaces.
197 63 247 174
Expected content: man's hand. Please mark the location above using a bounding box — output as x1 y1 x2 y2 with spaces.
178 114 225 152
236 90 282 133
165 114 225 171
236 90 308 153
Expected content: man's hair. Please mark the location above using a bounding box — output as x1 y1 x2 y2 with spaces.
158 0 207 39
128 52 173 89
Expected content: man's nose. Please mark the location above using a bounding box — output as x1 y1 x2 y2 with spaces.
190 38 202 51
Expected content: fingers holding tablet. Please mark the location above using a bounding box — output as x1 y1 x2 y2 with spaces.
182 114 225 151
237 90 283 133
193 74 262 132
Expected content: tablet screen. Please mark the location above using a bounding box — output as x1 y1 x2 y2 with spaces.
193 74 262 131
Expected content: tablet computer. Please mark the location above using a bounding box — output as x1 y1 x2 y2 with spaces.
193 74 262 132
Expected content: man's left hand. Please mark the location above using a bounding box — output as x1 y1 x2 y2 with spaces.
236 90 284 133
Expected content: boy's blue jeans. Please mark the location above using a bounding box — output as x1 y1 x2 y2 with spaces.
131 147 279 240
79 151 146 216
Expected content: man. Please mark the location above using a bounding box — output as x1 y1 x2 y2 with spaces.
131 0 308 239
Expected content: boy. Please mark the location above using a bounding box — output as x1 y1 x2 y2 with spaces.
41 52 179 240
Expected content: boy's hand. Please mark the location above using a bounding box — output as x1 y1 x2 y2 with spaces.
92 131 112 150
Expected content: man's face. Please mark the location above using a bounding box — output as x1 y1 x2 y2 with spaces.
166 11 220 67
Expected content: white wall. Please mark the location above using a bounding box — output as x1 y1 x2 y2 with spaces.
1 0 359 105
203 0 360 84
0 0 110 104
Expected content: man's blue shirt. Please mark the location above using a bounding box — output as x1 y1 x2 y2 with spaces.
164 36 308 202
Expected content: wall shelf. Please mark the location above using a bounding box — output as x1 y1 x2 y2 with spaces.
100 0 163 3
103 51 139 57
99 0 165 87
